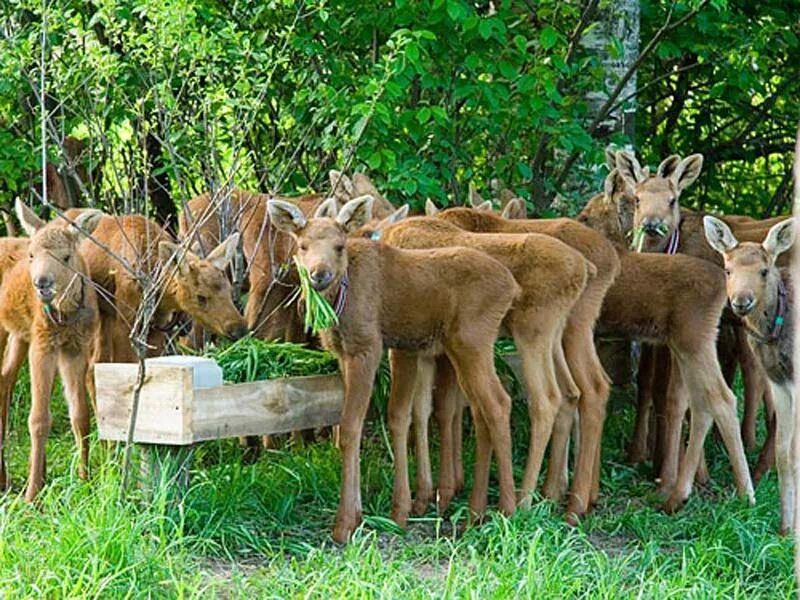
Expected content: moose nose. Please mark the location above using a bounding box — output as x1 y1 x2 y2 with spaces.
309 269 333 290
34 274 54 290
227 324 248 341
731 295 755 316
642 219 664 236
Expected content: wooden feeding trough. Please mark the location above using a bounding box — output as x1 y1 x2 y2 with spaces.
95 356 343 494
95 356 344 445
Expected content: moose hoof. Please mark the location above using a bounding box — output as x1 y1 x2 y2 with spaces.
390 507 409 529
661 495 684 515
412 495 432 516
332 512 362 545
437 488 456 514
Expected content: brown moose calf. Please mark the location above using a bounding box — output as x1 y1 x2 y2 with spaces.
0 201 102 501
704 216 795 533
267 195 520 543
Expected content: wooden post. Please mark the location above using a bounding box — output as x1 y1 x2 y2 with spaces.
139 444 195 504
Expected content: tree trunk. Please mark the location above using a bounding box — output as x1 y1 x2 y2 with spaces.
146 132 176 227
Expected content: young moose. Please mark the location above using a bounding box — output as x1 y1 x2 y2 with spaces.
0 201 102 500
267 195 520 543
704 216 796 533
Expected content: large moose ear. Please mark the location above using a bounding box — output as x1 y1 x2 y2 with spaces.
352 172 380 196
604 147 617 171
329 170 354 200
474 200 492 212
206 232 240 271
337 195 374 233
425 199 439 216
762 218 795 263
672 154 704 193
267 200 307 235
603 169 627 203
467 183 485 208
501 198 527 220
656 155 681 179
616 150 646 186
71 209 103 238
15 198 45 236
159 240 193 276
703 215 739 255
314 197 339 219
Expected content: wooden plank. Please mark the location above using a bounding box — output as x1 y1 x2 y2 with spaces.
191 374 343 442
95 363 193 444
95 362 344 445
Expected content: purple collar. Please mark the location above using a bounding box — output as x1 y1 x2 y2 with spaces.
333 272 349 319
664 227 680 255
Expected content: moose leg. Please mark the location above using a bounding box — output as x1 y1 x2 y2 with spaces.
753 397 776 486
25 343 57 502
387 350 419 528
564 329 611 521
433 356 460 513
542 401 575 500
657 353 688 495
514 321 565 508
770 382 796 535
332 348 381 543
411 356 436 516
736 325 764 450
651 347 672 475
0 336 30 491
59 349 91 481
628 343 656 464
0 330 10 489
449 346 515 519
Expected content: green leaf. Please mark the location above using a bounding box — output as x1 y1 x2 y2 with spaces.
517 161 532 179
416 107 432 124
446 0 467 22
540 26 559 50
478 19 493 40
498 61 518 79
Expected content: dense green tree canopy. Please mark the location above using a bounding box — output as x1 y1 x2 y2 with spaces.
0 0 797 228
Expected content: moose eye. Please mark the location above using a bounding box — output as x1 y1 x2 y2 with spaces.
299 243 308 251
669 197 676 208
335 244 345 254
198 295 208 307
634 197 640 208
724 269 730 277
760 269 768 279
62 254 71 263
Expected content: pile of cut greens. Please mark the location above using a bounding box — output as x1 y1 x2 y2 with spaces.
206 338 338 384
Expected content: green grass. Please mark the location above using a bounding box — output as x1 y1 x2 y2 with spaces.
0 362 794 598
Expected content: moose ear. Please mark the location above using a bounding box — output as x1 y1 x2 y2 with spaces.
425 199 439 216
352 172 380 196
206 232 240 271
656 155 681 179
159 240 193 275
15 198 45 236
383 204 409 226
616 150 646 186
703 215 739 255
474 200 492 212
603 169 627 201
314 197 339 219
268 200 307 235
329 170 354 200
501 198 527 220
672 154 704 193
337 195 374 233
71 209 103 238
467 183 485 208
604 147 617 171
762 218 795 262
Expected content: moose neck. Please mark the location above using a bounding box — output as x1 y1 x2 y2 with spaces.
747 272 787 344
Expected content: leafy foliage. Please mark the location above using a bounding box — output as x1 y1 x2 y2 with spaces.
1 1 795 226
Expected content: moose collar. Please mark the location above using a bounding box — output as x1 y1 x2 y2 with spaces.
744 277 787 345
664 226 680 255
333 272 349 318
42 278 87 327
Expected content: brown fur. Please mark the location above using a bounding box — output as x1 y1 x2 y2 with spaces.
704 216 795 533
434 207 620 519
0 203 101 500
67 210 246 365
578 176 755 510
268 196 521 543
378 216 592 521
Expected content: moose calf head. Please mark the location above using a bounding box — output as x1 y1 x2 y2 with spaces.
16 199 102 308
267 195 375 292
704 215 795 318
158 234 248 340
617 151 703 252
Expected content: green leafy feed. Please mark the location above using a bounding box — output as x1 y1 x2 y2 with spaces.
294 257 339 334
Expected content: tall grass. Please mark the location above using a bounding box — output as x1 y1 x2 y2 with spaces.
0 364 793 598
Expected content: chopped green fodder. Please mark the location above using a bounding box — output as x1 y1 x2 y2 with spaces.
630 223 670 252
206 338 338 383
294 257 339 334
